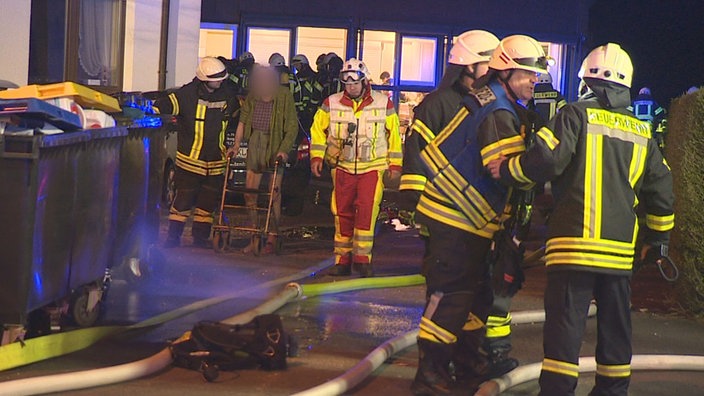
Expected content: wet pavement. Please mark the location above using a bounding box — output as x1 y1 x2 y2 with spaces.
2 186 704 395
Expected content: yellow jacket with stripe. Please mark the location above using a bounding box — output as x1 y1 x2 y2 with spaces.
497 83 675 275
153 79 239 176
310 87 402 174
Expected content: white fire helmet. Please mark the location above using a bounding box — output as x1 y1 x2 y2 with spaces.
449 30 500 66
488 35 549 75
196 57 228 82
578 43 633 88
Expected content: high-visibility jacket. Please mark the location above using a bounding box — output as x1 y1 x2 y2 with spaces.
416 79 531 239
153 79 239 176
498 87 674 275
310 88 402 174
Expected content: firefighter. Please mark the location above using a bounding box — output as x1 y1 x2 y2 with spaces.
310 58 403 277
408 35 548 395
291 54 325 130
488 43 674 396
154 57 239 248
529 72 566 124
400 30 522 389
630 87 667 149
319 52 345 99
230 51 255 96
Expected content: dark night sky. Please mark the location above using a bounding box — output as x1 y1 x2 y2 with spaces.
589 0 704 106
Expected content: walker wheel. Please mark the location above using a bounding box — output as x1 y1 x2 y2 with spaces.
252 235 263 256
212 231 230 253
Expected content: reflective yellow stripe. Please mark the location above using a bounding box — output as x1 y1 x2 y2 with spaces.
399 174 427 191
416 194 497 239
480 135 526 165
433 172 485 227
419 317 457 344
596 363 631 378
168 93 179 115
546 251 634 271
486 324 511 338
537 127 560 150
462 313 484 331
593 134 604 237
508 156 532 184
219 120 227 154
412 119 436 144
586 108 651 139
628 144 647 189
547 237 635 256
646 213 675 231
542 358 579 378
433 107 469 145
486 313 512 338
584 133 596 237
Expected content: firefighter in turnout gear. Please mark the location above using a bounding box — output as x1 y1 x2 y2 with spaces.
291 54 325 131
154 57 239 248
229 51 255 97
310 58 402 277
630 87 667 150
405 34 548 395
488 43 675 396
319 53 345 100
399 30 518 392
529 72 566 124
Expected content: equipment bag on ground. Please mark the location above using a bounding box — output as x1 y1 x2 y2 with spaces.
171 314 296 380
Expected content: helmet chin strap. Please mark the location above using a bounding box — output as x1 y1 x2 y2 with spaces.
498 70 520 102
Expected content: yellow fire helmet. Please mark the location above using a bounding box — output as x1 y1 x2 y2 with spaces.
488 35 549 75
578 43 633 88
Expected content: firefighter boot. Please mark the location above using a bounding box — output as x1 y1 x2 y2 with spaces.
411 339 457 396
354 262 374 278
164 221 185 248
327 253 352 276
484 337 519 379
452 329 491 390
191 222 212 249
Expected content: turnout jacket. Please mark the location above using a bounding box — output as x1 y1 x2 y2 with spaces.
399 83 466 211
310 87 402 174
154 79 239 176
416 79 531 239
498 81 675 275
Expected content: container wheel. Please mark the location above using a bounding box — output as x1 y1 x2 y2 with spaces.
69 290 100 327
213 231 230 253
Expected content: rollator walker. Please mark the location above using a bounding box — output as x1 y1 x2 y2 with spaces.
212 157 284 255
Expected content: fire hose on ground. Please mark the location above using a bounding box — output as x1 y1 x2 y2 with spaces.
2 270 704 396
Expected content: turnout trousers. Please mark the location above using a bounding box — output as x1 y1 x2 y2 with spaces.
330 168 384 265
539 270 632 396
168 167 223 243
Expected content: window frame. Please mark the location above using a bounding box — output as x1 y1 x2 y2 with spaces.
64 0 126 94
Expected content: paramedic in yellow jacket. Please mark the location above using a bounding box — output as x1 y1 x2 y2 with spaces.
310 58 402 277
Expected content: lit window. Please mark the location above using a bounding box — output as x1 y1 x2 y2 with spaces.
400 36 437 86
199 24 237 59
362 31 396 86
247 27 291 66
296 27 347 72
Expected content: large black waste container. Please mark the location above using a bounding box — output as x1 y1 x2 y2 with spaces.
0 132 86 325
112 125 169 273
0 128 127 326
